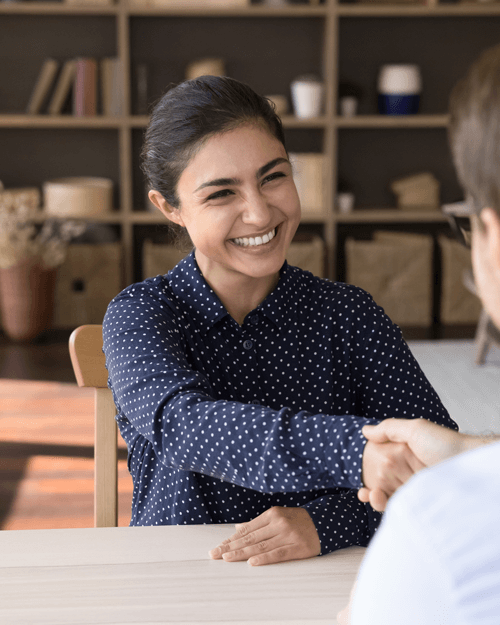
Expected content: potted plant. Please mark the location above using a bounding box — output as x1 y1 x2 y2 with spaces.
0 190 85 342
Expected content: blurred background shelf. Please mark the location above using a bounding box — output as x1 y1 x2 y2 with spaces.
2 0 499 335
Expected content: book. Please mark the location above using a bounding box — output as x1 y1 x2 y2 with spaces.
47 59 77 115
64 0 114 5
73 58 97 116
26 58 60 115
100 57 124 116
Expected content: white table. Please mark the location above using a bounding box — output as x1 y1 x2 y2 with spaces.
0 525 365 624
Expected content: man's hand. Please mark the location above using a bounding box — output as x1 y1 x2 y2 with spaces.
363 418 467 467
358 418 482 509
360 439 425 512
208 506 321 566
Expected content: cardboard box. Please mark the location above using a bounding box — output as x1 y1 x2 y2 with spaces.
439 235 482 324
289 153 325 217
142 240 190 280
287 236 325 278
346 231 433 326
53 243 121 328
390 172 440 211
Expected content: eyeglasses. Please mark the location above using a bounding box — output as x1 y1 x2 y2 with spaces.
442 200 474 249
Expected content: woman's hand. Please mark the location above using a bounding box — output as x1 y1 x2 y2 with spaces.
208 506 321 566
360 439 426 512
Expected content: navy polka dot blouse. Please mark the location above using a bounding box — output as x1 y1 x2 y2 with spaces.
102 251 457 555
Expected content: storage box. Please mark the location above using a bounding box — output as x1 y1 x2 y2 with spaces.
390 172 440 211
52 243 121 328
289 153 325 216
346 231 433 326
142 240 190 280
439 235 482 325
43 177 113 218
287 236 325 278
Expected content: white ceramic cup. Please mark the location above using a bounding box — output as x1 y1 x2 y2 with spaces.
291 77 324 118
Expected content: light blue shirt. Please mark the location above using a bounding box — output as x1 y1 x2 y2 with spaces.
352 440 500 624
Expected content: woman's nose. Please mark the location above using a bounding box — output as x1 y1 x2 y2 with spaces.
241 189 272 226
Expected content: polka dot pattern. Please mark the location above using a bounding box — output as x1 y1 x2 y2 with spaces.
102 251 457 555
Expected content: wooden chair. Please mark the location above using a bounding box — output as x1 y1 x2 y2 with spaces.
69 324 118 527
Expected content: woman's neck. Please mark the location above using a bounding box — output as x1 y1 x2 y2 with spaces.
196 259 279 325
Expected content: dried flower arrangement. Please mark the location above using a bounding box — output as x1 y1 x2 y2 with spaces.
0 185 86 270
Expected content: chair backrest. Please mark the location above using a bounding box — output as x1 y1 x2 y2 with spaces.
69 324 118 528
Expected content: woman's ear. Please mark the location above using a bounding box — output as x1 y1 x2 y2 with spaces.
148 190 185 227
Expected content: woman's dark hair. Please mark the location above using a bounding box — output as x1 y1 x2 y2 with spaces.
448 43 500 217
141 75 287 210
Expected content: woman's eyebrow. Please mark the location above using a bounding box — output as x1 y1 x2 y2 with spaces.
257 157 289 178
194 157 289 193
195 177 240 193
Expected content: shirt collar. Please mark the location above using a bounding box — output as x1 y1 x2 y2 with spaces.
168 250 301 334
168 250 228 334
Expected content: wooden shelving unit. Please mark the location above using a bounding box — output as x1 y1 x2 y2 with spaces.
1 0 499 297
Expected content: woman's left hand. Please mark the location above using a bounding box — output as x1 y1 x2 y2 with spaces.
208 506 321 566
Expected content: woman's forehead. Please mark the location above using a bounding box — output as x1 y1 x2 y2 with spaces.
181 124 287 184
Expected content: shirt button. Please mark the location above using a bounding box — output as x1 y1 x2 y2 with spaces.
243 339 253 350
251 399 260 405
249 315 259 325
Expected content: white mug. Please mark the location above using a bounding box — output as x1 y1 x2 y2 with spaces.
291 77 324 119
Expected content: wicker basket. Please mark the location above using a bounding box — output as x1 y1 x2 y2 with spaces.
52 243 121 327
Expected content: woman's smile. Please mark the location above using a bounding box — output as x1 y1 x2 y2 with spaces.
231 226 277 248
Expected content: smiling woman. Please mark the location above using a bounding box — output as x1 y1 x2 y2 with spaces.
102 75 457 568
149 124 301 324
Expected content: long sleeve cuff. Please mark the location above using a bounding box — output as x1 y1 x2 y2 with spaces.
303 490 383 555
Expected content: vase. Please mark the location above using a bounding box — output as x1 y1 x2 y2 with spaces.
0 258 57 342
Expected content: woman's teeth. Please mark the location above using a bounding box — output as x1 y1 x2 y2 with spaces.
233 228 276 248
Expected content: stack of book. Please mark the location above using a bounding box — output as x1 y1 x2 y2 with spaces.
26 57 124 116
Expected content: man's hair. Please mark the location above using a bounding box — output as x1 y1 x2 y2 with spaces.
448 43 500 217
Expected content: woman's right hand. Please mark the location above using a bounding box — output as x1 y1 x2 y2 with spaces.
360 436 425 512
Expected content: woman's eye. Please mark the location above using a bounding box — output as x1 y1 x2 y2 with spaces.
263 171 286 184
206 189 234 201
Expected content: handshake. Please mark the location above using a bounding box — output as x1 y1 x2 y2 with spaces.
359 418 484 511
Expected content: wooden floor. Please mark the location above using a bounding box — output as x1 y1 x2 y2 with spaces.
0 330 499 531
0 331 132 530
